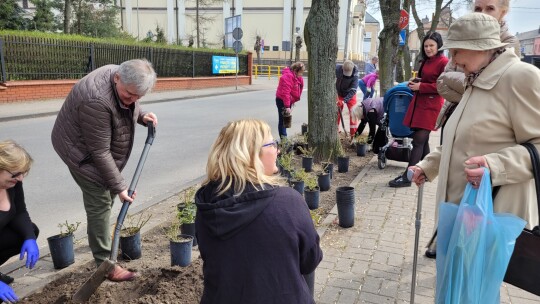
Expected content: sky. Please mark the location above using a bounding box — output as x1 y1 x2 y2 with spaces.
369 0 540 35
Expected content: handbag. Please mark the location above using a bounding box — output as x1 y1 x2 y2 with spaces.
503 142 540 296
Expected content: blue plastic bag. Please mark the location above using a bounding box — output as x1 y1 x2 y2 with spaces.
435 168 526 304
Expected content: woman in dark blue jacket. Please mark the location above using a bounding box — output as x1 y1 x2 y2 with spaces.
195 119 323 304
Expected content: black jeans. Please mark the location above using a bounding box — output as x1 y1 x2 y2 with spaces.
0 223 39 266
276 98 287 138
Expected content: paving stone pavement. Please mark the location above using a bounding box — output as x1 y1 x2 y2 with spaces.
315 132 540 304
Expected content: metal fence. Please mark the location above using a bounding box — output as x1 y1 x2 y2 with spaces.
0 35 248 82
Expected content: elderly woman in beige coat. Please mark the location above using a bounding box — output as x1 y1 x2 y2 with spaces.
435 0 521 131
410 13 540 258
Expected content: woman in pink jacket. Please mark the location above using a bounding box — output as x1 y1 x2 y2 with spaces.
358 71 378 100
275 62 305 138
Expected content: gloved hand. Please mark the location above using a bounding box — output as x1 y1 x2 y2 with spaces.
343 98 349 104
20 239 39 269
367 135 374 144
0 281 18 303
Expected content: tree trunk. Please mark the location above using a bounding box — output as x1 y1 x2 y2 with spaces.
377 0 400 96
63 0 71 34
304 0 341 162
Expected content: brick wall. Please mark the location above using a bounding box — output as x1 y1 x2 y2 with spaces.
0 52 253 103
0 76 251 103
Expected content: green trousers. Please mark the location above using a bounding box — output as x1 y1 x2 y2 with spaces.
69 169 117 266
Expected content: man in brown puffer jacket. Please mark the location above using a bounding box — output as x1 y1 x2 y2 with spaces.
51 59 157 281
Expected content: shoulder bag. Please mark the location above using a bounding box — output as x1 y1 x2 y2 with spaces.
502 142 540 296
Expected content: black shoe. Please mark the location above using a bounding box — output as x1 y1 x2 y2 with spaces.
425 249 436 259
0 272 14 285
388 176 411 188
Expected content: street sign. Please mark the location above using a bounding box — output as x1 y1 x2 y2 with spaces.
233 40 243 53
399 9 409 30
212 56 238 74
399 29 406 46
233 27 243 40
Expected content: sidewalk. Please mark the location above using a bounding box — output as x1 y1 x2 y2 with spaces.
314 131 540 304
3 80 539 303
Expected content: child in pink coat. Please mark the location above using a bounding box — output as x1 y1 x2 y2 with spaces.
358 71 378 100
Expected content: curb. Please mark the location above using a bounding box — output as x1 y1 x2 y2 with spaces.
315 155 376 237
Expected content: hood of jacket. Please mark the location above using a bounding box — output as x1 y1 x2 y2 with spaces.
195 181 276 240
281 67 293 77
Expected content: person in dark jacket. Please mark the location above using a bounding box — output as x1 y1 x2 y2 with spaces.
352 97 386 153
389 32 448 188
0 140 39 303
195 119 323 304
51 59 158 282
336 60 360 138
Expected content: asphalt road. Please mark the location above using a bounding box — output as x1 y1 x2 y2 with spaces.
1 89 309 248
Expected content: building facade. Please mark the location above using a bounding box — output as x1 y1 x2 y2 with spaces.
516 28 540 55
115 0 374 61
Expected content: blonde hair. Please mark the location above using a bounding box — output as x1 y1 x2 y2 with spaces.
0 140 33 174
204 119 281 195
343 60 355 73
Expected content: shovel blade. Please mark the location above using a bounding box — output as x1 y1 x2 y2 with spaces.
72 259 115 303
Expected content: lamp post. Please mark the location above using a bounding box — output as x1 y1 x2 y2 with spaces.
343 0 353 60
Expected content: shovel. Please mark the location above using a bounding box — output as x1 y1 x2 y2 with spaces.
72 123 156 302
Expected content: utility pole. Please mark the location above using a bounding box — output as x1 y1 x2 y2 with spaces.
196 0 200 48
289 0 296 66
343 0 352 60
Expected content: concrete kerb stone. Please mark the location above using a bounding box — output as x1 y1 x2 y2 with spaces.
315 155 376 238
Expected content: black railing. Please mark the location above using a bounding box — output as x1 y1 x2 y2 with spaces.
0 35 248 82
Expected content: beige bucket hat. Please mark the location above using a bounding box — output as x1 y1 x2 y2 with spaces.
441 13 508 51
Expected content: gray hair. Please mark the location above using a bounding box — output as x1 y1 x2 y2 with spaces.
372 56 379 61
343 60 355 72
117 59 157 96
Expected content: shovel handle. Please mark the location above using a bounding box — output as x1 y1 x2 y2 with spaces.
110 124 156 262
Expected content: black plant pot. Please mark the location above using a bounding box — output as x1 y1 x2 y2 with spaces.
317 173 331 192
120 230 142 260
283 112 292 128
356 144 367 157
291 180 305 195
301 123 308 135
181 223 198 247
304 188 320 210
337 156 350 173
47 234 75 269
336 186 355 228
322 162 334 179
177 202 186 213
302 156 313 172
170 234 193 267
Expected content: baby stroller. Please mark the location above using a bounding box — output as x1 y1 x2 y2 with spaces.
377 82 414 169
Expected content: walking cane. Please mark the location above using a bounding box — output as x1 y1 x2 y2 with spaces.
408 169 423 304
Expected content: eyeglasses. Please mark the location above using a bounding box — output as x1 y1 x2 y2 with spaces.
6 170 27 179
262 140 279 149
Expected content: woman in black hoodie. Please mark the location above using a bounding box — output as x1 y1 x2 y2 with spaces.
195 119 323 304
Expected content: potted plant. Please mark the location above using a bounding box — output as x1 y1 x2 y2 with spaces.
336 145 350 173
167 222 193 267
336 186 355 228
321 149 334 179
353 135 368 157
178 187 197 247
293 134 308 155
47 220 80 269
290 168 308 195
301 123 308 135
278 151 294 180
119 212 152 260
298 146 316 172
304 173 320 210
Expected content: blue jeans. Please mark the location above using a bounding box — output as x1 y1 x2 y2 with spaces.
358 80 374 100
276 98 287 138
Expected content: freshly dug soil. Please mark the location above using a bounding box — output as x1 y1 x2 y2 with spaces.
20 135 372 303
